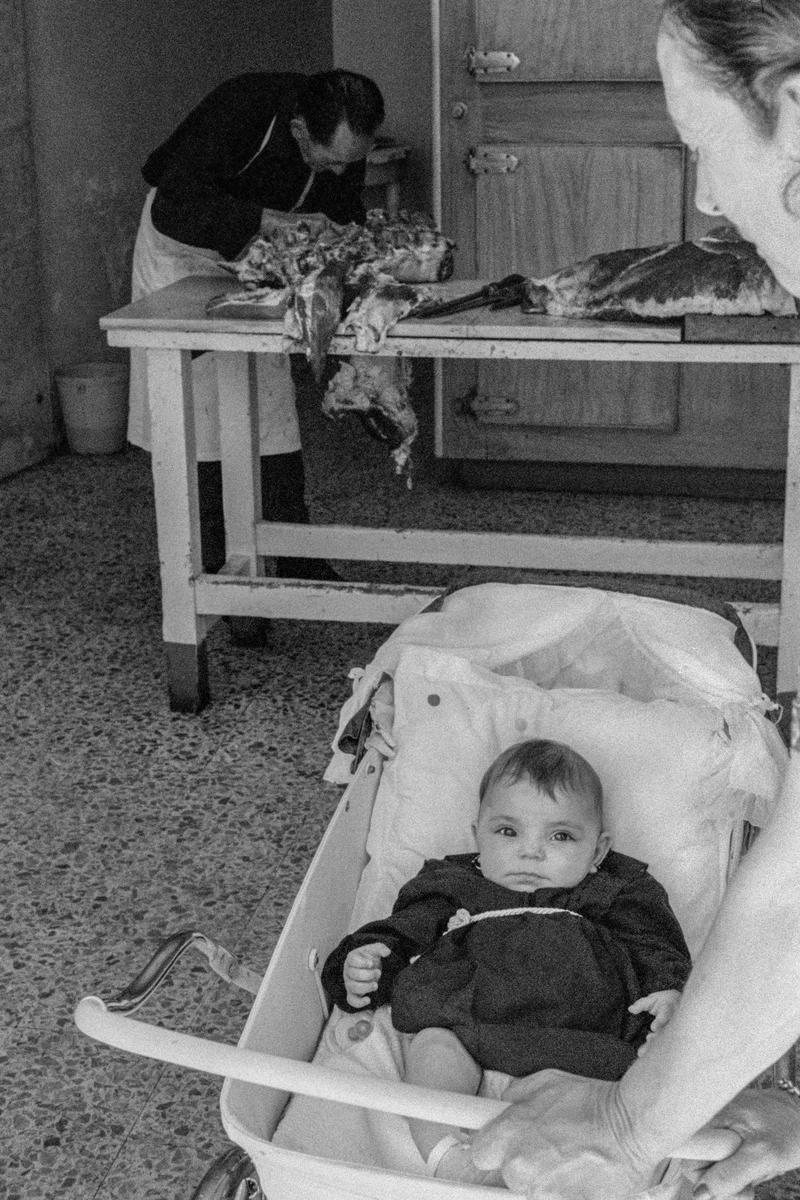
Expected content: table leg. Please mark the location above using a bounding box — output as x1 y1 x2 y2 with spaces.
777 362 800 712
216 351 261 574
147 347 209 712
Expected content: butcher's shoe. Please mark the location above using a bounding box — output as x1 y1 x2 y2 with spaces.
226 616 270 647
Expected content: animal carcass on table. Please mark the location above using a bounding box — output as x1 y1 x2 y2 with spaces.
210 209 454 479
522 226 797 320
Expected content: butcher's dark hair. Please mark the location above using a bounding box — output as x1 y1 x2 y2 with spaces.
661 0 800 133
296 70 384 145
479 739 604 820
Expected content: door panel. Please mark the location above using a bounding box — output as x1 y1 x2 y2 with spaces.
471 362 678 431
483 83 676 145
476 0 662 82
474 143 683 430
475 144 683 275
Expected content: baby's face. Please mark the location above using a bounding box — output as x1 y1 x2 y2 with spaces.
474 778 610 892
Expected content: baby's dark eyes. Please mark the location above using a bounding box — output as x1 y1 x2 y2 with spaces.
492 827 576 841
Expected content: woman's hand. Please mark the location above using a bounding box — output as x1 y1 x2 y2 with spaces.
470 1069 658 1200
689 1088 800 1200
342 941 391 1009
629 989 682 1056
469 1069 785 1200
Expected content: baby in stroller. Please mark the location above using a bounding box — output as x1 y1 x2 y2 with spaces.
323 738 691 1187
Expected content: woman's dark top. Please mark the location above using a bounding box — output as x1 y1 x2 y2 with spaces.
142 73 367 260
322 851 691 1080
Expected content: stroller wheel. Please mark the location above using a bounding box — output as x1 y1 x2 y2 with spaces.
190 1145 263 1200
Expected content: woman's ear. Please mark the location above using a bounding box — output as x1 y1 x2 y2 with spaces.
775 74 800 158
776 77 800 219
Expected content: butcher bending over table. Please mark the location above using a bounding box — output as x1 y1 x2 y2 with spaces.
128 68 385 639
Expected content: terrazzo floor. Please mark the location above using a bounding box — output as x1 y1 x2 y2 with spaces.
4 362 800 1198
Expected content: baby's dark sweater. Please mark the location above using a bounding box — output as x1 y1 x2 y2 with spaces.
322 851 690 1080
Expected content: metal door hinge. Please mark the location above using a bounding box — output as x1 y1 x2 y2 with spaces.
467 148 520 175
466 47 521 76
470 395 520 421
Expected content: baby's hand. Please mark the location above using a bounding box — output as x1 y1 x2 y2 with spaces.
628 988 681 1056
343 942 391 1009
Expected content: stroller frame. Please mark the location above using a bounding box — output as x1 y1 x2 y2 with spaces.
75 586 795 1198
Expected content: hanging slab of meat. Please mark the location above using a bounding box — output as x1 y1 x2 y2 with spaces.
322 358 418 482
522 226 797 321
343 273 433 352
284 262 347 381
207 210 453 475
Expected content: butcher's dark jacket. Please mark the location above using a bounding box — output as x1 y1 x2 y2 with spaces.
142 73 368 261
322 851 691 1081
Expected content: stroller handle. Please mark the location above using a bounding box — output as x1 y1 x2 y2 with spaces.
75 995 507 1128
74 996 741 1162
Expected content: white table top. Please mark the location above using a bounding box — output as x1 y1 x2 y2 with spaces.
101 277 680 339
100 276 800 363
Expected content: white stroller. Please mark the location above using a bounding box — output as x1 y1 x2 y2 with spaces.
76 583 788 1200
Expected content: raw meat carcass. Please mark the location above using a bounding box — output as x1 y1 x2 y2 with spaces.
209 210 453 475
523 226 797 321
343 274 433 352
322 358 418 483
284 262 347 381
221 208 452 306
216 210 451 354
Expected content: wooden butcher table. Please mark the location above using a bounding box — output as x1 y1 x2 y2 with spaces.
101 276 800 712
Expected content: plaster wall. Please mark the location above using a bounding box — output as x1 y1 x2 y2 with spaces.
24 0 333 372
0 0 50 475
331 0 434 215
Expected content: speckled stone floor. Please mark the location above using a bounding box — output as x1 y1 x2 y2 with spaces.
3 363 800 1198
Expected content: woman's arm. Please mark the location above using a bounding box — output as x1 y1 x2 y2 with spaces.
617 749 800 1157
472 748 800 1197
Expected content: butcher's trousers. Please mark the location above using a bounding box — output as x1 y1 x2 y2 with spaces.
198 450 339 581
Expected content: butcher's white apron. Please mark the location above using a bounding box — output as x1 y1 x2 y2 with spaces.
127 189 301 459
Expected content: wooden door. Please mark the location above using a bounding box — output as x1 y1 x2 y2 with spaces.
473 141 683 432
436 0 788 477
439 0 681 455
476 0 662 81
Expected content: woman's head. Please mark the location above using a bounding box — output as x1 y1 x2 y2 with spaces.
657 1 800 296
474 740 610 892
661 1 800 133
